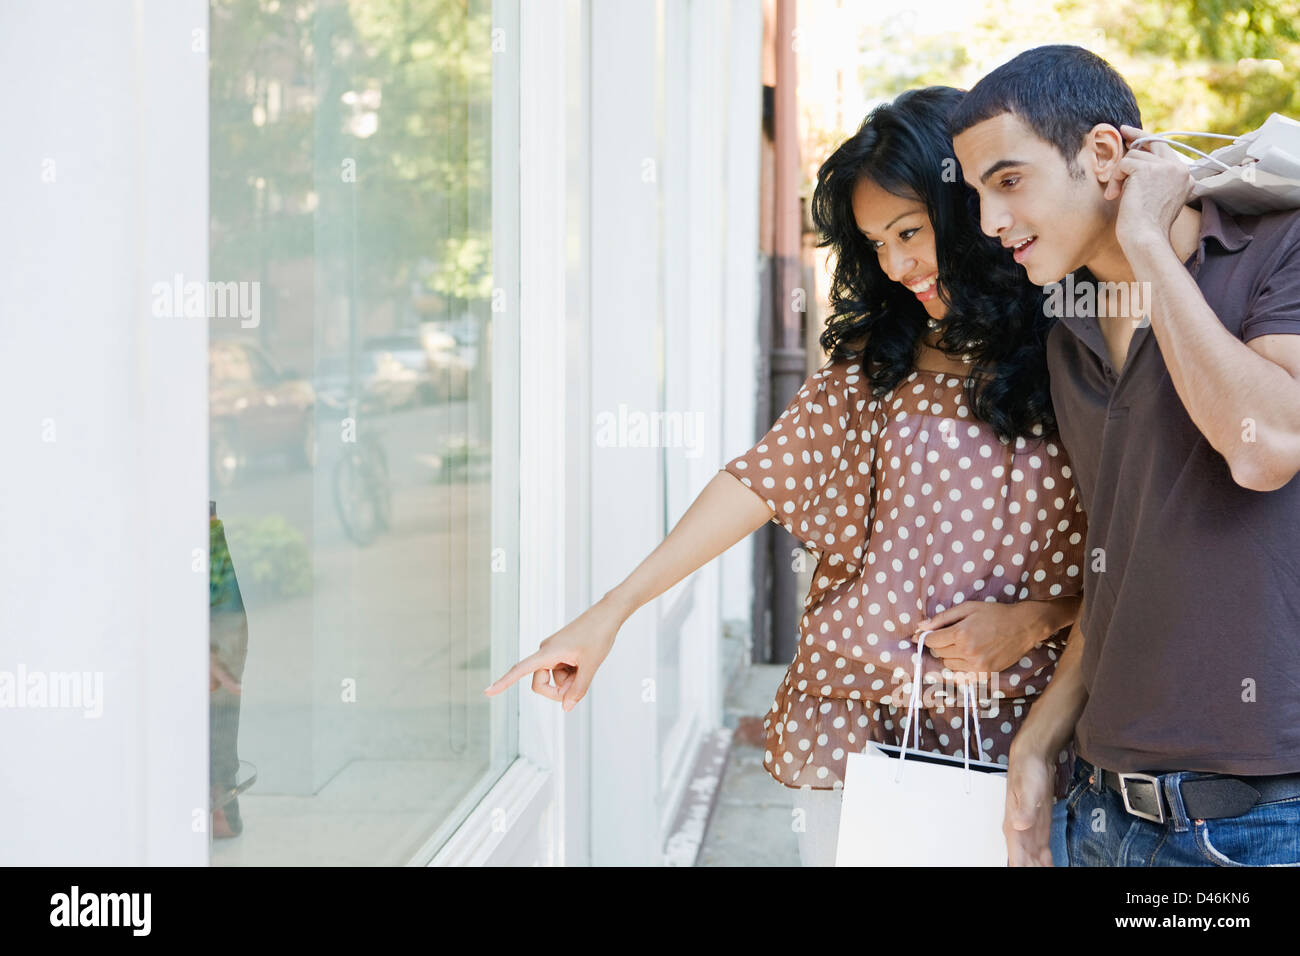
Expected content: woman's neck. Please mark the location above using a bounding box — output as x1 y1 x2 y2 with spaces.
916 328 975 375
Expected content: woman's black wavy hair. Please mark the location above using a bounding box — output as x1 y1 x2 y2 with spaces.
811 86 1057 443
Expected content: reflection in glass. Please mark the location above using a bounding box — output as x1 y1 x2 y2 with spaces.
208 0 517 865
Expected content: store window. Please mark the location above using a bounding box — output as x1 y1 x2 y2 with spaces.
208 0 519 866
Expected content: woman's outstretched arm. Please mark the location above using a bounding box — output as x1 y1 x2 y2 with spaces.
483 469 776 711
602 469 775 620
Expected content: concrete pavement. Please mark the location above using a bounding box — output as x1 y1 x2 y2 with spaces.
696 659 799 867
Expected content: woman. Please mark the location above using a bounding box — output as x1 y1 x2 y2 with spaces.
484 87 1085 867
724 86 1085 866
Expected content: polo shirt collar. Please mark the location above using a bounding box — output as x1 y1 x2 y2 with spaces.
1192 196 1253 267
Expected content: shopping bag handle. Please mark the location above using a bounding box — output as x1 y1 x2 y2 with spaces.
1126 130 1238 172
894 629 988 791
893 630 928 779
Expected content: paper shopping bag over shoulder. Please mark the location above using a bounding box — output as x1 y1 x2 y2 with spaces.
1133 113 1300 216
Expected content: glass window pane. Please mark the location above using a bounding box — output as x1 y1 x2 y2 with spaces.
208 0 519 866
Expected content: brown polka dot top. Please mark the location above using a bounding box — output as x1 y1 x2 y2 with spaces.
722 353 1088 798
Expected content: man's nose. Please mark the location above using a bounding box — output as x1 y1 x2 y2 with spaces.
980 200 1011 239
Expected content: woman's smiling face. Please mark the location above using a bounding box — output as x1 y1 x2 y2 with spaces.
852 175 946 321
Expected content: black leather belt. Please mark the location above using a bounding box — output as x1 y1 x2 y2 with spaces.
1097 768 1300 823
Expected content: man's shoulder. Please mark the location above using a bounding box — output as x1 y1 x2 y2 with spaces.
1248 203 1300 237
1197 198 1300 341
1208 197 1300 256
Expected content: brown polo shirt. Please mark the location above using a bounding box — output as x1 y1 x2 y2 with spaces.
1046 196 1300 775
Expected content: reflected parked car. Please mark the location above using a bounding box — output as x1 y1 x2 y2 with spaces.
362 334 438 406
418 325 472 400
317 348 427 413
319 332 470 408
435 314 480 358
209 340 316 490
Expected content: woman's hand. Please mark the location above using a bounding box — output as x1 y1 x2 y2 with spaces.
917 598 1062 678
482 594 628 712
482 470 778 713
210 649 241 694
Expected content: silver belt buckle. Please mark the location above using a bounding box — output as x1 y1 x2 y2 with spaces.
1118 771 1166 823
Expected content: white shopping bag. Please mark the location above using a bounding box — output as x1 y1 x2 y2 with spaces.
834 630 1008 867
1131 113 1300 215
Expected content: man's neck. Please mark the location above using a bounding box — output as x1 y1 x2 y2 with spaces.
1085 205 1202 285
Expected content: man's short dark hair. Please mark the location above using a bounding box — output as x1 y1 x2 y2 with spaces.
949 45 1141 177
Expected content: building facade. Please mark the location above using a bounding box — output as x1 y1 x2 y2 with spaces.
1 0 768 867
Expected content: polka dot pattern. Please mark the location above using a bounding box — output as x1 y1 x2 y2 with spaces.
723 357 1088 798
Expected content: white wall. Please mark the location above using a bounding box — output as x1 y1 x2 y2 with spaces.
0 0 762 868
587 0 666 865
0 0 209 865
719 0 765 628
586 0 763 865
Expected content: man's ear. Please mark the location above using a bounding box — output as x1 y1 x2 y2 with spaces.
1081 123 1125 187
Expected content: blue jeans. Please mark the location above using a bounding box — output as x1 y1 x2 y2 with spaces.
1050 795 1069 867
1066 756 1300 866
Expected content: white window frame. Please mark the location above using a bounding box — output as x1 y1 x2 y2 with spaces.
428 0 583 868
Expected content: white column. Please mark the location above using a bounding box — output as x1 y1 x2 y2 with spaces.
0 0 209 865
719 0 765 626
588 0 665 866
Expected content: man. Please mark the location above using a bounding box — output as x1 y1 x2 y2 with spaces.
949 45 1300 866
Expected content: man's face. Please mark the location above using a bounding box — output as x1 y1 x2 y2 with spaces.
953 112 1112 285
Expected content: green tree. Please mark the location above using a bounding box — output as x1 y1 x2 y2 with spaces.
210 0 495 350
800 0 1300 198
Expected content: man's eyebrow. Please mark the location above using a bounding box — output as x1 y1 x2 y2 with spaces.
979 159 1026 184
861 208 922 237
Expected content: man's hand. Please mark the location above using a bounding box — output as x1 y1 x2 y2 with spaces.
918 599 1053 677
1004 743 1057 866
1108 124 1195 251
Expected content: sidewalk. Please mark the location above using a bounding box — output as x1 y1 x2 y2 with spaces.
695 659 799 867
